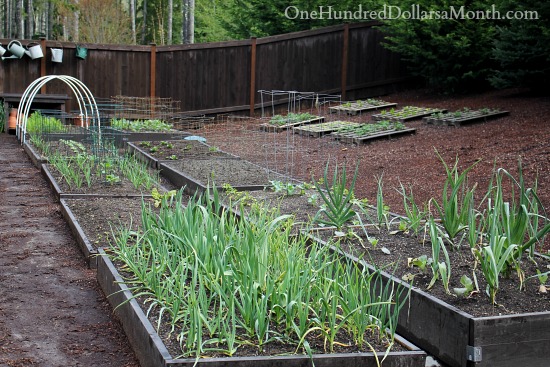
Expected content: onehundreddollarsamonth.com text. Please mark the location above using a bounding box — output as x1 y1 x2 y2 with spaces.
284 4 540 21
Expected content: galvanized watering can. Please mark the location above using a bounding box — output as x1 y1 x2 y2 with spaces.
26 42 43 59
51 44 63 63
2 40 25 59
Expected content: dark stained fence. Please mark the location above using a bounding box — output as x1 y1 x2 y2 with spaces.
0 22 407 116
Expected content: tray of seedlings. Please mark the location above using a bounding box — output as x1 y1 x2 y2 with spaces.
293 121 359 137
372 106 447 122
423 107 510 126
259 112 325 132
331 120 416 144
328 99 398 115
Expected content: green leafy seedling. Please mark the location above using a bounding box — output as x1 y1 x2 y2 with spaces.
453 275 475 297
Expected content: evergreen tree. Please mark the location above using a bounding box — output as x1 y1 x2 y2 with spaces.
489 1 550 91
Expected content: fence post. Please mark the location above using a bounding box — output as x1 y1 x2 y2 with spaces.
150 43 157 99
341 24 350 101
40 37 47 94
249 37 257 117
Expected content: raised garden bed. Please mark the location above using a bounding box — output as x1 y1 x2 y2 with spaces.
308 229 550 367
329 99 398 115
372 106 447 122
293 121 359 137
329 120 416 144
423 108 510 126
259 113 325 132
41 160 166 200
128 139 238 169
96 247 426 367
160 158 292 194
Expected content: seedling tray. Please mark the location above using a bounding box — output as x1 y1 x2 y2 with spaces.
293 121 359 137
332 127 417 144
372 107 447 122
259 116 325 132
329 100 397 115
423 109 509 126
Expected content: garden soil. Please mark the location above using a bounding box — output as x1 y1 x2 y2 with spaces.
0 87 548 367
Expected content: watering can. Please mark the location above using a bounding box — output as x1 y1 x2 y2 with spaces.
25 42 44 59
1 40 43 60
51 45 63 63
5 40 25 58
0 43 6 57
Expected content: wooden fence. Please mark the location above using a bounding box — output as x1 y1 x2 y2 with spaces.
0 22 407 116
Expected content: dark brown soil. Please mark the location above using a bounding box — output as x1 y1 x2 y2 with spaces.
132 139 237 160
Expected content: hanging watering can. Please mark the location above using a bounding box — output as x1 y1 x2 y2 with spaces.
25 42 43 59
2 40 25 60
0 43 6 57
7 40 25 58
51 44 63 63
75 44 88 60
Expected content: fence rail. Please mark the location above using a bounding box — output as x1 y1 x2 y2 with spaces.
0 22 407 117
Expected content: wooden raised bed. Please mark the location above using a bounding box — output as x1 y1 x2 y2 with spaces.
329 100 397 115
293 121 359 137
332 127 417 144
308 235 550 367
160 158 292 195
372 107 447 122
423 109 510 126
128 140 238 169
96 248 427 367
259 116 325 132
41 164 160 201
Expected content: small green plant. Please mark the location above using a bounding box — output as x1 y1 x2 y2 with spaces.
149 146 159 153
140 141 152 148
453 275 475 297
166 154 178 160
105 173 121 185
312 161 358 229
427 217 452 294
397 182 426 235
208 146 219 152
375 174 392 230
151 187 177 208
160 141 174 148
408 255 430 271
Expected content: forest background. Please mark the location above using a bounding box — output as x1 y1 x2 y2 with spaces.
1 0 548 91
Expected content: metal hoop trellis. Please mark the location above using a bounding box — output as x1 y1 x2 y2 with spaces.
16 75 101 144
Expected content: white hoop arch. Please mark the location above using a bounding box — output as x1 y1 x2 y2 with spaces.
16 75 101 144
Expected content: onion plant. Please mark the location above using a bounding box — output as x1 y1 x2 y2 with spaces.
486 162 550 259
312 161 358 229
432 150 479 242
397 182 426 235
109 188 406 360
427 217 451 293
473 208 519 304
375 174 394 230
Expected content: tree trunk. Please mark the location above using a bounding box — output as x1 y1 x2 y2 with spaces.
48 0 54 39
141 0 147 44
15 0 23 38
167 0 173 45
130 0 136 44
184 0 194 44
25 0 34 38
